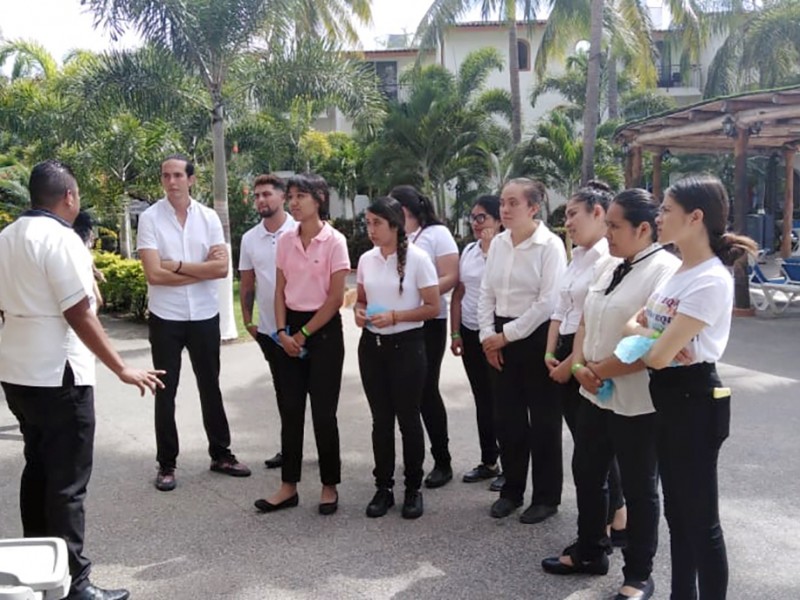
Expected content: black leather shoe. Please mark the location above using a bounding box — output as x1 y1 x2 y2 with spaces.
264 452 283 469
489 474 505 492
519 503 558 524
462 464 500 483
366 488 394 518
490 497 523 518
424 465 453 489
319 493 338 516
155 467 176 492
68 584 130 600
254 494 299 513
402 489 423 519
541 543 609 575
614 577 655 599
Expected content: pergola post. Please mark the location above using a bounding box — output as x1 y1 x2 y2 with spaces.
781 148 796 258
631 146 643 188
624 149 633 188
733 126 751 311
652 151 663 201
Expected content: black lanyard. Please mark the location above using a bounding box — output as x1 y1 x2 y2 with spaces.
604 246 664 296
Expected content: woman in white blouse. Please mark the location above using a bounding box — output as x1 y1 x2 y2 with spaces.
478 178 567 523
354 197 440 520
541 189 679 600
450 195 504 490
544 181 627 540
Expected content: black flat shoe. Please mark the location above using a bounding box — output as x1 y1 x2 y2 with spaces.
366 488 394 518
67 584 130 600
424 465 453 489
264 452 283 469
490 497 522 518
463 464 500 483
489 474 505 492
541 543 609 576
402 489 423 519
319 493 338 515
254 494 299 513
614 577 655 599
519 503 558 524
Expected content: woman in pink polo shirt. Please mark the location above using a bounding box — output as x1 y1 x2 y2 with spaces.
254 173 350 516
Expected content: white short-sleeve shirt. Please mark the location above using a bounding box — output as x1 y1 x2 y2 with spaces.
645 257 733 363
357 244 439 335
410 224 458 319
238 215 295 334
458 241 486 331
0 213 96 387
136 198 225 321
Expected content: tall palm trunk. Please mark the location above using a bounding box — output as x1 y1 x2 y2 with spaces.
581 0 605 185
507 3 522 144
607 54 619 120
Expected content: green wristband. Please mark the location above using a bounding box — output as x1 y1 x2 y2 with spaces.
300 325 311 338
451 332 461 340
650 331 662 339
244 322 255 328
570 363 585 375
544 352 556 360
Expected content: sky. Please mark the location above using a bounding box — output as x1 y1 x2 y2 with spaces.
0 0 467 65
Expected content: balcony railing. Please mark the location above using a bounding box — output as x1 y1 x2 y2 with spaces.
657 64 702 90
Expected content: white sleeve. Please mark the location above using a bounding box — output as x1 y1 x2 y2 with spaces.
432 226 458 257
238 232 253 271
208 211 225 246
136 210 158 251
478 243 499 342
415 249 439 289
676 273 732 326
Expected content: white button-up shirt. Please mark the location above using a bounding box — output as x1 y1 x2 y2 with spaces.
136 198 225 321
238 215 295 335
458 241 487 331
478 223 567 343
552 237 615 336
0 213 96 387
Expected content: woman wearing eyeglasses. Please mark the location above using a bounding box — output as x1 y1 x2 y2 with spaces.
450 195 504 491
542 189 679 600
478 178 567 523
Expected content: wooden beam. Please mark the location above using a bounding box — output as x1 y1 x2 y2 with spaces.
733 127 751 310
652 151 663 201
782 148 796 258
631 146 643 188
624 151 633 188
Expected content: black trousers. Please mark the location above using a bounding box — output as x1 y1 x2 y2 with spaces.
421 318 451 467
556 333 624 523
2 365 94 594
256 333 286 443
148 313 232 469
573 398 659 583
460 325 499 466
492 318 562 505
650 363 729 600
274 310 344 485
358 328 427 490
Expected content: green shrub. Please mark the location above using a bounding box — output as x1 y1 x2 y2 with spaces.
97 226 118 252
0 210 13 232
331 215 372 268
94 251 148 320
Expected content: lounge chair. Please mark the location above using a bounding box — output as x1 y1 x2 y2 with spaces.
749 261 800 315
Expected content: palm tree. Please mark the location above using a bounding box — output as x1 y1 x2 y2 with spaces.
581 0 604 184
0 40 59 81
415 0 541 144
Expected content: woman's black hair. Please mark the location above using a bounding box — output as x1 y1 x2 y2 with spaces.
570 180 614 212
473 194 501 220
389 185 442 231
73 210 94 245
665 175 758 266
502 177 548 207
611 188 659 242
287 172 330 219
368 196 408 293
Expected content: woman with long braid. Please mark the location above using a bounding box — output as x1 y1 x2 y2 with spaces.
355 197 440 519
391 186 459 489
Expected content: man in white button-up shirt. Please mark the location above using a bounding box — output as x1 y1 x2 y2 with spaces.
0 160 163 600
137 155 250 492
238 173 295 470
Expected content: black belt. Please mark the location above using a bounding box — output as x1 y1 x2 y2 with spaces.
362 327 424 346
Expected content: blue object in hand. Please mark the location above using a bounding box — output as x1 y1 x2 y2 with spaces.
366 304 388 317
596 379 614 403
614 335 656 364
271 328 308 358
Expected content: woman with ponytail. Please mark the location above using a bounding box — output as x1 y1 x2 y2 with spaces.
391 185 459 489
354 197 440 519
628 175 757 599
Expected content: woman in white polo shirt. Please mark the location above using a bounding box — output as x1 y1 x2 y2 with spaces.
632 176 756 599
450 195 504 490
542 189 679 600
478 177 567 523
354 197 440 519
391 185 459 490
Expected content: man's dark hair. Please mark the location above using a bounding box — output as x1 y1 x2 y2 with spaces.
254 173 286 193
161 154 195 177
28 159 78 209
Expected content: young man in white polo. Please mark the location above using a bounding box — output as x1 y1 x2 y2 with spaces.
137 154 250 491
238 173 295 470
0 160 163 600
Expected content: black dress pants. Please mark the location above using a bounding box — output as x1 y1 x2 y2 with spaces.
492 318 562 506
358 328 426 490
460 325 499 466
573 398 659 583
274 310 344 485
421 318 451 468
256 332 286 418
2 364 94 594
148 313 232 469
556 333 624 523
650 363 729 600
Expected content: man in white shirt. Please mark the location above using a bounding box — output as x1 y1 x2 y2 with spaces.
0 160 163 600
238 174 295 469
137 155 250 492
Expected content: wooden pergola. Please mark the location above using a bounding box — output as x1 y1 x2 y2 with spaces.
614 85 800 309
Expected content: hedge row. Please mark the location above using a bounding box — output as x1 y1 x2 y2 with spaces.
93 251 148 320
